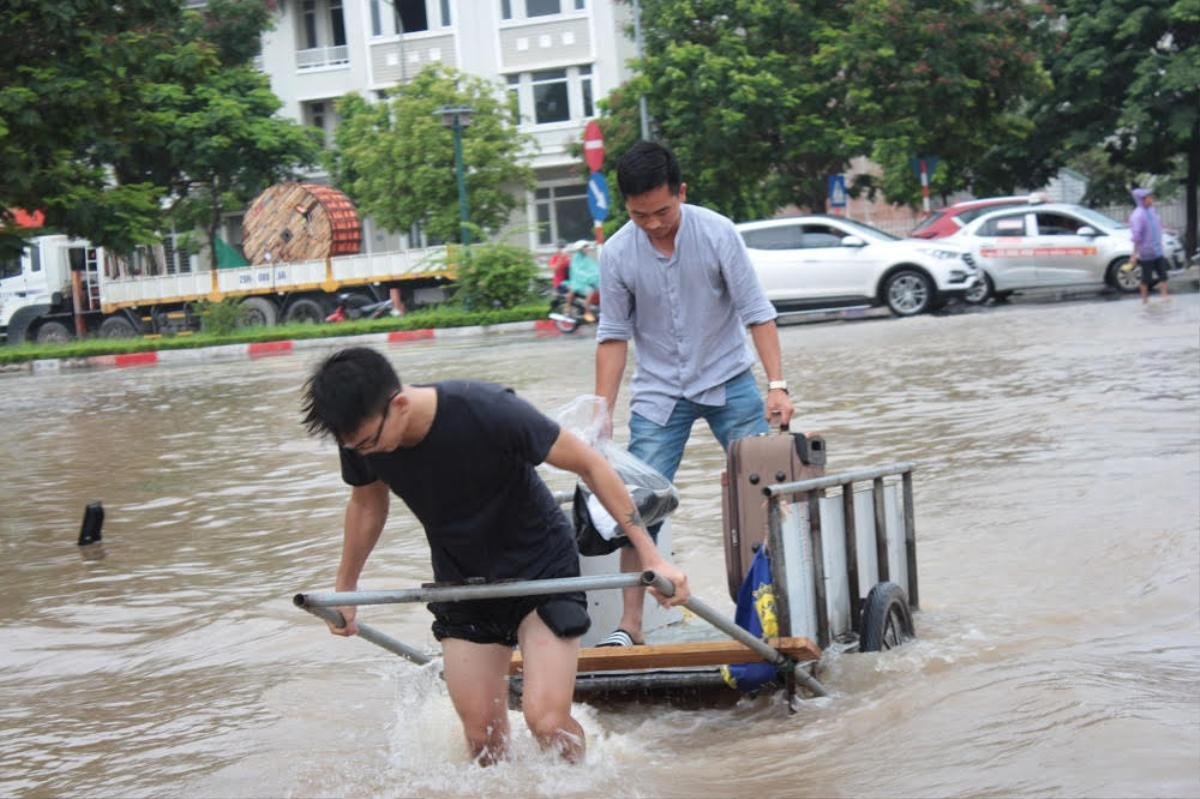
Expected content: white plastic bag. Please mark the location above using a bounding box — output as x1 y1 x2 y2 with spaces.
552 395 680 556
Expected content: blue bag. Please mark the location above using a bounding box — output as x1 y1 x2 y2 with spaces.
720 545 781 693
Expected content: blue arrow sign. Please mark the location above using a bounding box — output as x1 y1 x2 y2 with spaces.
827 174 847 208
587 171 610 222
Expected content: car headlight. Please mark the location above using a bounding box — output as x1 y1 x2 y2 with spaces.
917 247 963 260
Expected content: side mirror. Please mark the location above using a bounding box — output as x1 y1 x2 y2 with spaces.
841 235 866 248
1076 226 1098 237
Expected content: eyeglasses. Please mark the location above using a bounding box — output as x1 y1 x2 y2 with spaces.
346 391 399 455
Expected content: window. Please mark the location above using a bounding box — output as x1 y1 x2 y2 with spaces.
370 0 382 35
501 0 512 20
741 225 804 250
575 0 586 7
396 0 428 33
527 0 561 16
506 75 521 124
1035 213 1082 237
532 69 569 124
535 185 591 246
329 0 346 47
30 244 40 272
440 0 452 26
800 224 847 248
979 215 1028 237
580 65 594 117
302 0 318 48
0 252 21 279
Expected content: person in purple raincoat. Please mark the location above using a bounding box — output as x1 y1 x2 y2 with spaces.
1129 188 1169 303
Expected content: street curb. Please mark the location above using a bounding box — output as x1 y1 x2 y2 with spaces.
3 318 565 376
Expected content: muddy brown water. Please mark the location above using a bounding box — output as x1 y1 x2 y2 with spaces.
1 294 1197 798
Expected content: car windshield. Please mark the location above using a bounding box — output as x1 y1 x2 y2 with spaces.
910 212 944 234
1071 207 1127 231
836 218 900 242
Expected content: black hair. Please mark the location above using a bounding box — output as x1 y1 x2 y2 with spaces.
616 141 682 198
301 347 401 441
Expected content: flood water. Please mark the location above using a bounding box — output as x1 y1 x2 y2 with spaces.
1 294 1197 798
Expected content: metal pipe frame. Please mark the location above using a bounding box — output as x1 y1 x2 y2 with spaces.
763 462 916 498
295 570 828 697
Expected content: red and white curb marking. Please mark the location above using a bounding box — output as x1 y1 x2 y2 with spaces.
7 319 566 375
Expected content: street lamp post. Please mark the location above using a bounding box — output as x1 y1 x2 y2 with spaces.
435 105 474 245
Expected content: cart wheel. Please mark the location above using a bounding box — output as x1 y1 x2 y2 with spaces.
859 582 915 652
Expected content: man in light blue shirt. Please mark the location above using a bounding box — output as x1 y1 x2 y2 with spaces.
593 141 794 647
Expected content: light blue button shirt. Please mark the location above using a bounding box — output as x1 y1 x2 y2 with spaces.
597 204 778 425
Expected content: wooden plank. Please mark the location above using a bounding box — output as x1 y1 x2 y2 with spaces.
509 637 821 675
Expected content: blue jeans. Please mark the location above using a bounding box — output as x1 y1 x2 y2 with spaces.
628 369 769 484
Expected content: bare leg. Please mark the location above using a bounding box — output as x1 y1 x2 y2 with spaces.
441 638 513 765
615 544 647 643
1140 282 1150 304
516 610 585 762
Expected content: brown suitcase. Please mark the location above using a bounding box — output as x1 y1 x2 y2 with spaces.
721 431 826 600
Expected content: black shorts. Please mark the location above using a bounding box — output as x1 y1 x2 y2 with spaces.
429 591 590 646
1141 256 1169 286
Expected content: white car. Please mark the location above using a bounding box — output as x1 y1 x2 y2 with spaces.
736 215 980 316
946 202 1190 303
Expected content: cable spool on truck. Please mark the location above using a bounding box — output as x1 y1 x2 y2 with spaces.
0 185 455 344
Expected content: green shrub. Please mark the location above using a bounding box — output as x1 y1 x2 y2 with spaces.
452 242 540 310
195 298 246 336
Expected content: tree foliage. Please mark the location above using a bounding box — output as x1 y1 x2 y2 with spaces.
329 66 535 243
0 0 318 262
599 0 1052 219
1034 0 1199 248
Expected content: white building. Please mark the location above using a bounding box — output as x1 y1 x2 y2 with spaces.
255 0 638 253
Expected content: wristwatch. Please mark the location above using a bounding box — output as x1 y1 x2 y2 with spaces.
767 379 789 394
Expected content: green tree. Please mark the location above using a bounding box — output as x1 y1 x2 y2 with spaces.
0 0 317 263
328 66 535 243
602 0 853 218
836 0 1053 206
1035 0 1199 251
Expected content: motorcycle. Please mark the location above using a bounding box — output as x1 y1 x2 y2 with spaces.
548 288 599 334
325 292 400 323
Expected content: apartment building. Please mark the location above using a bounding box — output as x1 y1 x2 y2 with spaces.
256 0 639 253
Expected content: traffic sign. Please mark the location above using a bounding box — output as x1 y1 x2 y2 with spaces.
587 171 610 222
828 174 847 208
583 120 605 173
909 156 940 180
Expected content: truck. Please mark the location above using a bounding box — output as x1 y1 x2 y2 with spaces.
0 183 456 345
0 235 456 345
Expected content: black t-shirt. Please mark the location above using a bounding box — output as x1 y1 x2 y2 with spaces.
339 380 578 584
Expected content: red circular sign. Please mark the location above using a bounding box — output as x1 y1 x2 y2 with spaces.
583 120 605 173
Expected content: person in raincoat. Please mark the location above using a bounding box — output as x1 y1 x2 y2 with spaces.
1129 187 1169 304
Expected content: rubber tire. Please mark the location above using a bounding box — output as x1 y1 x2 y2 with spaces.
553 316 580 334
859 581 915 652
239 296 279 327
98 315 140 338
284 297 326 324
963 273 994 305
1107 258 1142 294
883 269 934 316
35 320 72 344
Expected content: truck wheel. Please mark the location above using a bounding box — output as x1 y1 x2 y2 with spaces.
35 321 72 344
284 298 326 324
98 316 140 339
239 297 278 328
859 582 915 652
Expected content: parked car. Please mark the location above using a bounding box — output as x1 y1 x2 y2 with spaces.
736 215 980 317
910 194 1044 239
945 202 1191 303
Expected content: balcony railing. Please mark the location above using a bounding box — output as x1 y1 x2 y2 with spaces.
296 45 350 70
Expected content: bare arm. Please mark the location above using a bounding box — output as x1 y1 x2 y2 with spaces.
329 480 391 635
748 320 795 427
594 339 629 438
544 428 690 606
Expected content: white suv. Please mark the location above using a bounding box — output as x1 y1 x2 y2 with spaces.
736 215 980 316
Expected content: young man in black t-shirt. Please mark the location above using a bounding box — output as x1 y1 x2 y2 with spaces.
301 347 689 764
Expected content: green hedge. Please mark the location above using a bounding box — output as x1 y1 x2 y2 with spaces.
0 302 549 365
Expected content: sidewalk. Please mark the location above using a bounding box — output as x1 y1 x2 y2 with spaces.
0 319 567 376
